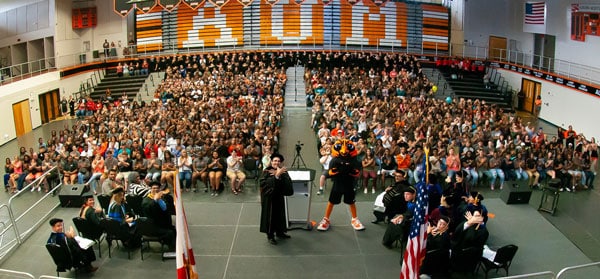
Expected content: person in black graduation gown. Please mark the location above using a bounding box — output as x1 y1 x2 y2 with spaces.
259 153 293 245
47 218 97 273
381 185 416 248
372 169 409 224
420 216 451 278
450 210 489 272
141 181 175 249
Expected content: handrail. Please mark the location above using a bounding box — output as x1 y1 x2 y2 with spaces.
39 276 73 279
0 269 35 279
0 204 20 257
556 261 600 278
0 221 5 248
496 271 556 279
2 41 598 93
0 57 56 86
6 166 62 245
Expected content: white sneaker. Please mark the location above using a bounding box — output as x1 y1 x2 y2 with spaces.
371 188 376 194
363 188 367 194
317 217 330 231
351 218 365 231
30 187 35 192
37 187 42 192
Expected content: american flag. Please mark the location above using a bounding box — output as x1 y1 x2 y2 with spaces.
400 157 429 279
525 2 546 25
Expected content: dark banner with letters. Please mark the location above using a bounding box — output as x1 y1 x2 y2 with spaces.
490 62 600 97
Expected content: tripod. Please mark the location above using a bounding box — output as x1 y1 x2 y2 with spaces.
291 148 307 169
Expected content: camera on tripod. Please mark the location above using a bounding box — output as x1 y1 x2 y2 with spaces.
295 141 304 154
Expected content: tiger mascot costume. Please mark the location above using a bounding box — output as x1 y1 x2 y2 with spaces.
317 139 365 231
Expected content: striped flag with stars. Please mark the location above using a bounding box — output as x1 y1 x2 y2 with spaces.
400 152 429 279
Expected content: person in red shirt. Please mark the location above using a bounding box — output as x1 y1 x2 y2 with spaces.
330 122 345 139
85 98 96 116
531 128 546 149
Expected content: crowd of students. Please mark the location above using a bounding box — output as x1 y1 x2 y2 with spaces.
5 50 598 276
306 51 597 275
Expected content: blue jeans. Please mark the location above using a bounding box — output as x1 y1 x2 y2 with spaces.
86 172 103 192
179 171 192 189
146 172 161 182
465 168 479 186
486 168 505 188
514 169 529 181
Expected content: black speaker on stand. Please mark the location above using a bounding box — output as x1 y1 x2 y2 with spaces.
58 184 87 208
500 180 532 204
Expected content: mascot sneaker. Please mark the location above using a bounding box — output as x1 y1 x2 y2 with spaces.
351 218 365 231
317 217 330 231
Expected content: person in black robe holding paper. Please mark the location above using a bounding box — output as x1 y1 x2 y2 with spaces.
47 218 97 273
259 153 293 245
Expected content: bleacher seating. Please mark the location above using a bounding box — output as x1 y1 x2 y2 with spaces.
89 68 148 101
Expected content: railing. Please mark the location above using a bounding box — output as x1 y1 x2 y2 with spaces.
0 57 56 85
497 271 556 279
556 261 600 278
449 43 600 87
0 268 73 279
0 268 35 279
2 42 599 92
0 167 62 262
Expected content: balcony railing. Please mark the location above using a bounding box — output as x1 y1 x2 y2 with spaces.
449 43 600 88
1 42 599 90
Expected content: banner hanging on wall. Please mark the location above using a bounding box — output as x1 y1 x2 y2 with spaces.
134 0 158 13
207 0 231 8
182 0 206 9
490 61 600 97
159 0 181 12
114 0 133 17
237 0 254 6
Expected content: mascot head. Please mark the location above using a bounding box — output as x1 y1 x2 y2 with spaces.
331 139 357 158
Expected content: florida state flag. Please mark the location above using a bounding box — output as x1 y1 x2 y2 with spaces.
175 173 198 279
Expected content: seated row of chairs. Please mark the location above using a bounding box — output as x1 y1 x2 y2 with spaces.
47 215 171 276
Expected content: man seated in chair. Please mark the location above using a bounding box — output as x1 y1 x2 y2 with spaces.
141 181 175 250
78 194 105 240
107 186 140 247
47 218 97 273
381 185 416 249
450 210 489 272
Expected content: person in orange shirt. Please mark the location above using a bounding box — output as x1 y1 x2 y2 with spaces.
395 147 413 182
534 95 542 116
564 125 577 148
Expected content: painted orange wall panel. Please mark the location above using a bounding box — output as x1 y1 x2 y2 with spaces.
177 2 245 48
421 4 448 13
260 1 324 46
341 2 409 47
396 2 407 47
423 42 448 50
135 1 448 50
136 19 163 28
423 18 449 27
